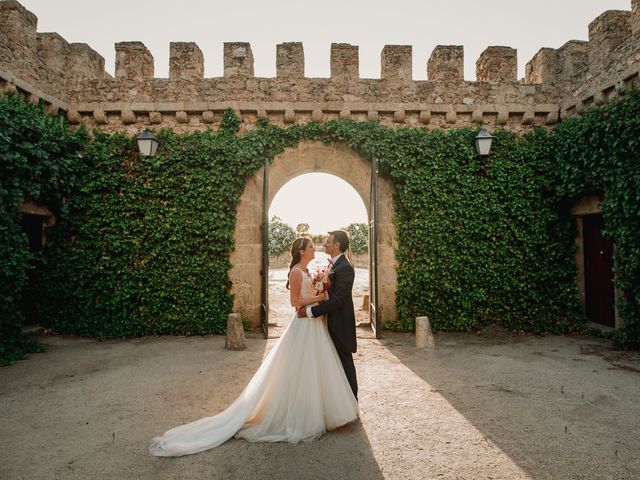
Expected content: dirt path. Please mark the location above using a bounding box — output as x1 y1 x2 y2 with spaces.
1 329 639 479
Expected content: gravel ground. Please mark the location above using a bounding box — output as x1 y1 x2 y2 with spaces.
1 327 639 479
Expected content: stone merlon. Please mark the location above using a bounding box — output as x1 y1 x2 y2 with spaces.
331 43 358 80
588 10 632 66
115 41 154 81
0 1 37 63
224 42 254 77
476 46 517 83
428 45 464 81
381 45 412 82
277 42 304 78
169 42 204 80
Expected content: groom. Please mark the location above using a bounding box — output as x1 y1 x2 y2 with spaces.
298 230 358 400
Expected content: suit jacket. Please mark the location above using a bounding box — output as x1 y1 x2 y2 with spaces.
311 255 357 354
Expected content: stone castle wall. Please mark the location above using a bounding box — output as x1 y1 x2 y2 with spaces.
1 0 639 133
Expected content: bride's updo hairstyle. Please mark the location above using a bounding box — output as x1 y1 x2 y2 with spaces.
286 236 313 290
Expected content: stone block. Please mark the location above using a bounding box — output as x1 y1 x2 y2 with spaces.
225 313 246 351
525 48 558 84
115 41 154 81
476 46 517 82
68 43 107 79
121 109 136 124
276 42 304 78
497 109 508 125
427 45 464 81
381 45 412 82
368 110 379 121
588 10 632 67
340 109 351 120
312 109 323 122
67 108 81 124
419 110 431 124
176 111 189 124
284 109 295 123
1 81 17 95
224 42 254 77
93 108 108 124
330 43 359 81
37 32 69 76
202 110 214 123
169 42 204 80
149 111 162 124
415 316 434 349
44 103 59 116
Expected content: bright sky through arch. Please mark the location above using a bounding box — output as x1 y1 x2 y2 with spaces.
269 174 368 235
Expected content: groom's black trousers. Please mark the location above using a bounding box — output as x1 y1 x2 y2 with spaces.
336 348 358 401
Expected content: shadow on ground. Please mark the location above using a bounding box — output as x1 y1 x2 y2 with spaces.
381 329 640 479
0 335 384 480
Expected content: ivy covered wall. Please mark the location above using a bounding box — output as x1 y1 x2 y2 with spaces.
0 95 87 363
1 91 639 364
551 93 640 348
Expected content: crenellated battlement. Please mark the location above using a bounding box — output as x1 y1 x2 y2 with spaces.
1 0 639 132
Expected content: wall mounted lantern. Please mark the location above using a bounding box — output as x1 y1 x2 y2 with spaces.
474 128 496 158
137 128 160 157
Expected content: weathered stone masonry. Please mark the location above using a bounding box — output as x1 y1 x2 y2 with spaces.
2 0 639 134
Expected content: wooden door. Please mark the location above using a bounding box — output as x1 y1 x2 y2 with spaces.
583 214 615 328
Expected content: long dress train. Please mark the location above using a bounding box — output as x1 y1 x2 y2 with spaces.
149 268 359 457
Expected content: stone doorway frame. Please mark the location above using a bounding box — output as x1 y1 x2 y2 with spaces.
570 194 623 330
230 140 397 329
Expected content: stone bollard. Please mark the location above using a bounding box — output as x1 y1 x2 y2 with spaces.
415 316 435 349
362 294 370 311
225 313 246 351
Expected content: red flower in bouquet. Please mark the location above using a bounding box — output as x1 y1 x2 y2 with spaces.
310 265 330 294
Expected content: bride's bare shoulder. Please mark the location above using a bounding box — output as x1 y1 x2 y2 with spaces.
289 266 304 279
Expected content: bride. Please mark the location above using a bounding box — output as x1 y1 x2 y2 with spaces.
149 236 359 456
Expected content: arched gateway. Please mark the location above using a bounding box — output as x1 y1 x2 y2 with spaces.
230 140 397 337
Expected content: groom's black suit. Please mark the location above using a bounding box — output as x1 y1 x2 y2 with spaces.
311 254 358 399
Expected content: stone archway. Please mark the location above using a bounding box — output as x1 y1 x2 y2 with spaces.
230 140 397 329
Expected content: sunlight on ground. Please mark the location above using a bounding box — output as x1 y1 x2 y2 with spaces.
355 340 532 479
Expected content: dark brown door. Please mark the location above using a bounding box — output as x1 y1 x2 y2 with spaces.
583 214 615 327
20 214 46 326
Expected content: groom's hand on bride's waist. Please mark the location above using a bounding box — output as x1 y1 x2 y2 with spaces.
297 307 307 317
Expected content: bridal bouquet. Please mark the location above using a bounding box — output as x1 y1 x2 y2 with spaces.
310 266 330 294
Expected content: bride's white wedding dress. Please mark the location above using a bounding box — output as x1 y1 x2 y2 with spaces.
149 267 359 457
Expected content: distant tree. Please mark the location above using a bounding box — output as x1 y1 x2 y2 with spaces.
344 223 368 259
268 216 297 257
296 223 310 236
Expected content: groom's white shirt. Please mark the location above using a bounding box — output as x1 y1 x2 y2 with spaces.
306 253 344 319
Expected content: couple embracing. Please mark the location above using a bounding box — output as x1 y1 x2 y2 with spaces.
150 230 359 457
